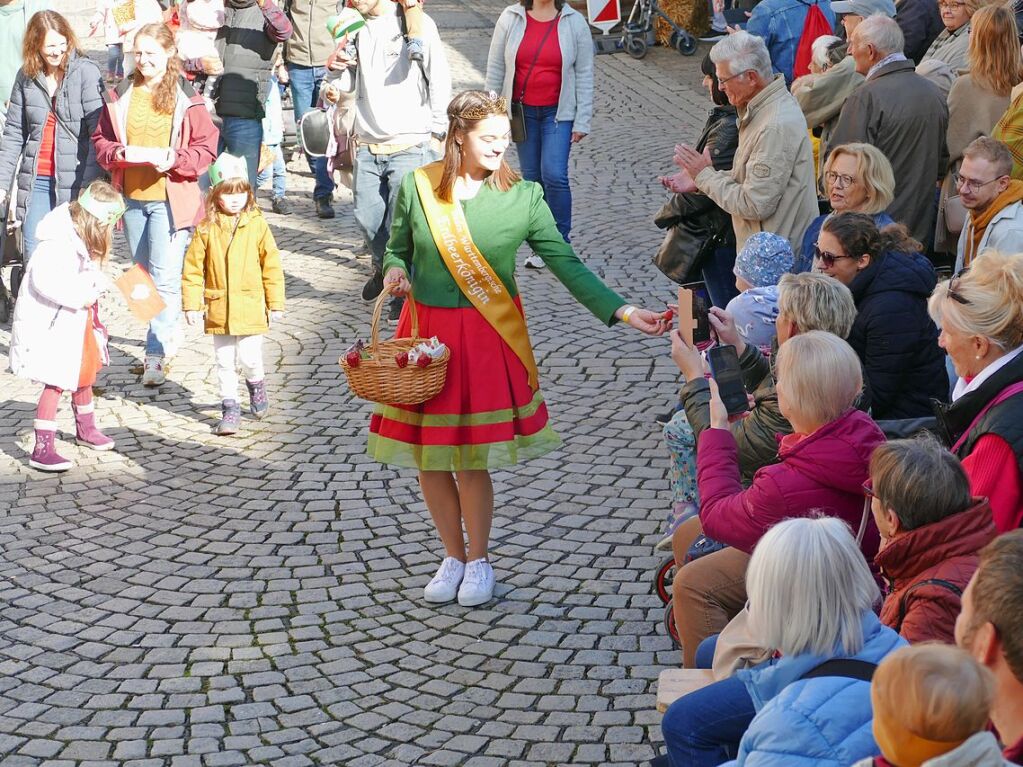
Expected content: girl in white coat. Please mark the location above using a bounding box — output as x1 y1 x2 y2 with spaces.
8 181 126 472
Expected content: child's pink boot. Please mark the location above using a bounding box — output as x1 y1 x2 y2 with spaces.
73 402 115 451
29 421 74 472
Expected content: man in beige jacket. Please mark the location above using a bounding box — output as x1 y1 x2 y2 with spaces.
675 31 819 254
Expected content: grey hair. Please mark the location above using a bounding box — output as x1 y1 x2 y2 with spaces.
811 34 844 71
710 30 774 81
747 517 881 657
854 13 905 56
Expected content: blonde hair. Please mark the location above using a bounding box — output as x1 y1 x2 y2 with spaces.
824 143 896 214
968 5 1023 97
872 644 995 742
928 249 1023 350
775 330 863 425
438 90 521 203
747 517 880 657
777 273 857 338
69 181 122 262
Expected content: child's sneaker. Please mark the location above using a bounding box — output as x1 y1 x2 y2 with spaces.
423 557 465 603
655 501 699 551
407 36 424 62
212 400 241 436
29 421 74 472
246 379 270 419
271 196 291 215
457 558 495 607
141 355 166 387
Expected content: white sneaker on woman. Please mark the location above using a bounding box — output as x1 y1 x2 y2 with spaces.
524 254 545 269
423 557 465 603
457 558 495 607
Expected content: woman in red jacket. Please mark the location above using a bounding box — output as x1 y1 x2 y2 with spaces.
672 330 885 666
869 437 997 645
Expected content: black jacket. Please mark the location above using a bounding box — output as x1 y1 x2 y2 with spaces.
897 0 944 64
847 250 948 419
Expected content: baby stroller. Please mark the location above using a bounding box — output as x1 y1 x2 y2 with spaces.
622 0 698 59
0 167 22 324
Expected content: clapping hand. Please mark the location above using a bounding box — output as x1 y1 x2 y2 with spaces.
659 171 698 195
674 144 713 179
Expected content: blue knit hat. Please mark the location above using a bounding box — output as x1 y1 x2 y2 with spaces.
734 232 794 288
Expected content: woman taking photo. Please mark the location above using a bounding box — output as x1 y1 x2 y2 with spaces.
797 143 896 273
935 4 1023 254
0 10 104 263
372 90 668 607
928 250 1023 532
814 212 947 419
93 23 219 388
485 0 593 259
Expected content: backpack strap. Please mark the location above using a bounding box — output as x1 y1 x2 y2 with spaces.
396 4 430 101
894 578 963 633
799 659 877 682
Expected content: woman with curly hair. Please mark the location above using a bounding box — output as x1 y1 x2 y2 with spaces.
92 22 219 387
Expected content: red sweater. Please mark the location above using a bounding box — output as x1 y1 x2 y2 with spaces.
513 14 562 107
962 434 1023 532
36 112 57 177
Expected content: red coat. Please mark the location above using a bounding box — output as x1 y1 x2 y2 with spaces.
875 499 996 644
697 408 885 558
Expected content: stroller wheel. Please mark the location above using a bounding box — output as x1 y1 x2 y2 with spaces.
664 601 681 648
0 285 9 324
673 30 698 55
624 34 649 59
654 555 676 604
10 264 22 299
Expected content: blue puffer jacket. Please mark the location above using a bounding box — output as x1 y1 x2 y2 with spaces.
723 613 906 767
847 249 948 419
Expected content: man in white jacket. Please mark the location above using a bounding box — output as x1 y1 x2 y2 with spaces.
325 0 451 321
955 137 1023 272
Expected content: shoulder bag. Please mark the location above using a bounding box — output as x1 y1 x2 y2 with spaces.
510 12 561 144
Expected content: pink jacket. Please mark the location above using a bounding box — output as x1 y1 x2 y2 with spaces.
92 78 219 230
697 408 886 559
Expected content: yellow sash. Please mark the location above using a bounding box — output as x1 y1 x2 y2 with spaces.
413 163 540 390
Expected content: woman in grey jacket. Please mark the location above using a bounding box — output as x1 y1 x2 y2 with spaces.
0 10 104 263
485 0 592 261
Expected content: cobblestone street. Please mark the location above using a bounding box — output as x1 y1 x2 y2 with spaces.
0 3 713 764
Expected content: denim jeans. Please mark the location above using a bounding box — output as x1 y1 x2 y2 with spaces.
353 142 438 270
515 104 574 241
23 175 56 264
702 245 740 309
219 117 263 189
287 63 335 201
107 43 124 78
256 143 286 199
122 199 191 357
661 673 754 767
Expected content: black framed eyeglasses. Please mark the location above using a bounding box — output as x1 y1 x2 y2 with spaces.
718 69 750 85
813 245 857 268
947 267 971 305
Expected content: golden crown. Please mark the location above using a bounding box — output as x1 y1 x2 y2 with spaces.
454 91 508 120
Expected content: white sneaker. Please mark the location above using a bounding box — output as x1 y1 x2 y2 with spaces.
457 558 495 607
423 557 465 603
141 355 166 387
524 254 545 269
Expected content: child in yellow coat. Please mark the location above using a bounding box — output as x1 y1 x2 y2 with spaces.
182 153 285 435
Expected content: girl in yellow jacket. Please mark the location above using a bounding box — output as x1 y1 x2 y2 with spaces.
182 153 285 435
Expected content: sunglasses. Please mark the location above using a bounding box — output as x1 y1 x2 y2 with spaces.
813 245 857 268
947 267 971 305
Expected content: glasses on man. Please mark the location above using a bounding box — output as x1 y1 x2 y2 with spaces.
824 171 856 189
946 267 971 305
718 69 750 85
813 245 857 268
954 172 1008 193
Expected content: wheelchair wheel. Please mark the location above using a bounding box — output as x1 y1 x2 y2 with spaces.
673 31 698 56
10 264 22 299
625 34 649 59
664 601 680 648
654 556 675 604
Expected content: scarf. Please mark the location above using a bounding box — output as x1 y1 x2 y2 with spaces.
993 91 1023 181
966 180 1023 267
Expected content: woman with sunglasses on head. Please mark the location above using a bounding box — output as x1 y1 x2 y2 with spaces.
795 143 895 274
0 10 105 263
815 212 947 420
928 250 1023 532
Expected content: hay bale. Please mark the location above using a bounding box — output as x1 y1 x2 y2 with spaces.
655 0 711 44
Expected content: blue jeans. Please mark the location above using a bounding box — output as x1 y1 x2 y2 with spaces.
107 44 124 78
661 673 754 767
256 143 286 199
287 63 335 201
695 634 718 669
515 104 573 241
23 175 56 264
353 142 438 271
219 117 262 189
702 245 740 309
122 200 191 357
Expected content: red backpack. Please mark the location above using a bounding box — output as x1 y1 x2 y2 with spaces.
793 0 833 79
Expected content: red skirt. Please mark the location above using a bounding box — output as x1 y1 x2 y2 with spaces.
367 298 561 471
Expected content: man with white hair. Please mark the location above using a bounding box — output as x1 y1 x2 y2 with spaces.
830 13 948 245
675 31 818 254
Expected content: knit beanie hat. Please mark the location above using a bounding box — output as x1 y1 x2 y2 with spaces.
734 232 794 287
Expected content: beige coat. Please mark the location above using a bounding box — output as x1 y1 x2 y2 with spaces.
791 55 864 162
695 75 819 253
934 72 1010 253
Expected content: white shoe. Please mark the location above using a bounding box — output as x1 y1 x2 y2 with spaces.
457 558 495 607
524 254 545 269
423 557 465 603
141 355 166 387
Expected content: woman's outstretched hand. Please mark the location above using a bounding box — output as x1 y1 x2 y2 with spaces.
384 268 410 296
619 306 672 336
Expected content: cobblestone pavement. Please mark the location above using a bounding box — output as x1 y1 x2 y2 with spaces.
0 3 713 765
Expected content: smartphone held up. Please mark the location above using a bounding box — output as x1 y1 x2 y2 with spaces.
707 344 749 417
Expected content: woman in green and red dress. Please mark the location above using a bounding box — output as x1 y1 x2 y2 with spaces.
370 89 669 608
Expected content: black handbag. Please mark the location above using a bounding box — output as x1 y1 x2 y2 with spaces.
652 193 732 284
511 12 561 144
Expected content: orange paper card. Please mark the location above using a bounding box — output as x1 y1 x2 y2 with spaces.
115 264 166 323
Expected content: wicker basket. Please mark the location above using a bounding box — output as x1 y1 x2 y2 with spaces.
339 292 450 405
